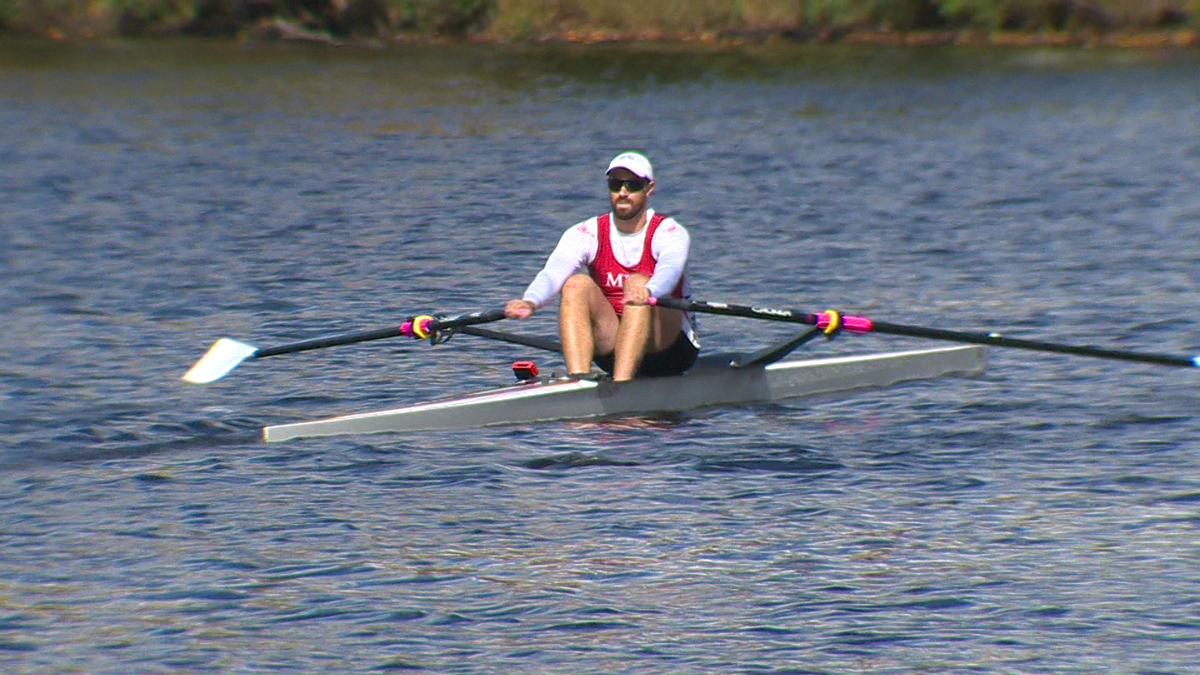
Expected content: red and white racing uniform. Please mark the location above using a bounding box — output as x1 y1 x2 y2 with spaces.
521 208 697 346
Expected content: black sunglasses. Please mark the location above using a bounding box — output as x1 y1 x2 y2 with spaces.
607 177 648 193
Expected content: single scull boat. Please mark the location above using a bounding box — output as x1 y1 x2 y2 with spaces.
262 345 986 442
183 296 1198 442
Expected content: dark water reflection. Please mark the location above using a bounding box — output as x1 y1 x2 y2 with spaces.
1 40 1198 673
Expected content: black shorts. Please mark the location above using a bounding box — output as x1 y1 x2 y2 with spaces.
594 331 699 378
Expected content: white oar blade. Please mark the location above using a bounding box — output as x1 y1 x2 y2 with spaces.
182 338 259 383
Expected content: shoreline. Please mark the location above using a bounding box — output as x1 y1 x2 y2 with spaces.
511 28 1200 50
5 17 1197 50
5 0 1199 49
17 25 1199 50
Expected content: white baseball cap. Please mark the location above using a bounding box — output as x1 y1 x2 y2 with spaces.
606 152 653 182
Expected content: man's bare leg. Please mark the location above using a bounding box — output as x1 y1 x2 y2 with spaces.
559 274 619 376
611 274 685 382
610 304 651 381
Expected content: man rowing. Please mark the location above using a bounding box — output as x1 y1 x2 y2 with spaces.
505 152 699 382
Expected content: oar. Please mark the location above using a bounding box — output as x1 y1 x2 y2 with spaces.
652 297 1200 369
182 308 508 384
460 326 563 353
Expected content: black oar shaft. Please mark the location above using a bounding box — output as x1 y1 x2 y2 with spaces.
461 326 563 353
656 297 1198 369
256 326 405 358
183 308 513 383
867 320 1197 368
255 308 507 359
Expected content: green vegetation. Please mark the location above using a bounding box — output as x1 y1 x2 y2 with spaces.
2 0 1197 42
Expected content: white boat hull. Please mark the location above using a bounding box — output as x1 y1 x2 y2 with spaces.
263 345 986 442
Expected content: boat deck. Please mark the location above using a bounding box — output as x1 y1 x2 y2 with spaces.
263 345 986 442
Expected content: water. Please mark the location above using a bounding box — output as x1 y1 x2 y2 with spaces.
1 40 1198 673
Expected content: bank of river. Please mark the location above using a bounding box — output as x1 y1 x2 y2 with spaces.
3 0 1199 48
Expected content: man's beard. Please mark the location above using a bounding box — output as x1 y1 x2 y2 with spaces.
612 199 644 222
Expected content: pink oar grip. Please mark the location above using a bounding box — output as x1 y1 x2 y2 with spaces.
816 312 873 334
844 314 873 331
842 315 873 333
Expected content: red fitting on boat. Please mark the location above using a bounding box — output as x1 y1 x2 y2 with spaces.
512 361 539 381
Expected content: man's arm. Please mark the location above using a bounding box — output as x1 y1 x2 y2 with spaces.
507 222 597 317
643 218 690 300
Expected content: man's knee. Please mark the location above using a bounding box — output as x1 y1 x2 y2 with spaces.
561 274 598 299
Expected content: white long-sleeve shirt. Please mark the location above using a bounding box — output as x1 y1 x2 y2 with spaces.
522 209 696 341
523 209 689 305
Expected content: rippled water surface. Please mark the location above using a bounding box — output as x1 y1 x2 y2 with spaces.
2 40 1198 673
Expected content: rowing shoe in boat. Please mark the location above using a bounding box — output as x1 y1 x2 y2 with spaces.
262 345 986 442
